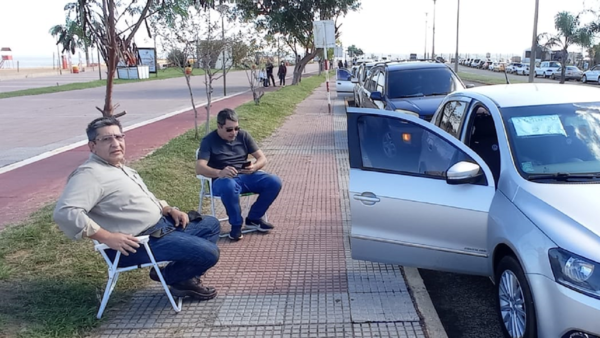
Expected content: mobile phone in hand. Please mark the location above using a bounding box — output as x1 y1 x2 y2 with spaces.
242 161 252 169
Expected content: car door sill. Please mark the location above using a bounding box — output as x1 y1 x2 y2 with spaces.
352 234 488 258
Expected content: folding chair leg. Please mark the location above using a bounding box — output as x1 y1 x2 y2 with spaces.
143 244 182 313
97 273 117 319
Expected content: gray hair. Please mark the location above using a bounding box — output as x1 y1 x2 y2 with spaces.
217 108 238 126
86 117 122 141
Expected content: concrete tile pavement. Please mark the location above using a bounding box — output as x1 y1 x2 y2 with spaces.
86 83 434 338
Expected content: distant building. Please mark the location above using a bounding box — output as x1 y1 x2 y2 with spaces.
523 45 551 64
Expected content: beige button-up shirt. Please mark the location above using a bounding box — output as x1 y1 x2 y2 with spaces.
53 153 167 240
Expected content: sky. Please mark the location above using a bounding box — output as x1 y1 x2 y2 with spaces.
0 0 598 64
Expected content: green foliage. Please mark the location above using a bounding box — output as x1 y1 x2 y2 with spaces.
167 48 188 67
347 44 364 57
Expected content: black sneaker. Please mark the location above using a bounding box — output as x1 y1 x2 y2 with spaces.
229 226 243 240
245 218 275 232
169 278 217 301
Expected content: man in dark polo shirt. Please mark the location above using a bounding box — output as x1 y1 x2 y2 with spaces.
196 108 283 240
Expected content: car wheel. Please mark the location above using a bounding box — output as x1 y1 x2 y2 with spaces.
551 74 556 80
582 75 587 83
496 256 537 338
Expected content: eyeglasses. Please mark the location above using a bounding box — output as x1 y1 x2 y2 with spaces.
224 126 240 132
95 134 125 144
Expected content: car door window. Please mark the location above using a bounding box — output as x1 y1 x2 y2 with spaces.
376 71 385 93
337 69 351 81
367 69 379 92
438 101 468 139
357 115 482 182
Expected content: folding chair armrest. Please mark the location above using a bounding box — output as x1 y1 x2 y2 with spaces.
94 235 150 252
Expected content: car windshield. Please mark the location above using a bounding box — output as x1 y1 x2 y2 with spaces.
501 102 600 180
387 68 464 99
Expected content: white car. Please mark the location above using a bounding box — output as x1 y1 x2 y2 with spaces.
347 83 600 338
514 64 530 76
551 66 583 81
534 61 561 78
335 68 355 93
581 65 600 83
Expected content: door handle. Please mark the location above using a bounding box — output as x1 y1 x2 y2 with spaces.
353 193 380 205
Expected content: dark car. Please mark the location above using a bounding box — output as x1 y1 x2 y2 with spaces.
359 61 467 121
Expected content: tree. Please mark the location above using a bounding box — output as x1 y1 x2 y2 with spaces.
541 11 593 84
234 0 361 85
347 44 364 58
52 0 213 117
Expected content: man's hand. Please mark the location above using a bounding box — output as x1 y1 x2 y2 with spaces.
218 166 238 178
168 208 189 228
239 163 256 175
104 233 140 256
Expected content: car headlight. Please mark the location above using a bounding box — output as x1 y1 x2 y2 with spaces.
549 248 600 299
395 109 419 117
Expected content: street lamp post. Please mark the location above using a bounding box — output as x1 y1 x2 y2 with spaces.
424 12 428 59
528 0 539 83
216 4 228 95
432 0 437 60
454 0 460 72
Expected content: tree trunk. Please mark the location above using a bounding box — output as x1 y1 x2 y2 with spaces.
185 74 199 139
204 72 212 136
292 50 318 85
85 42 91 67
102 0 117 117
560 52 567 84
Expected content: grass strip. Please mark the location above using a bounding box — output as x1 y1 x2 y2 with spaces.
0 74 326 338
0 68 217 100
458 71 528 85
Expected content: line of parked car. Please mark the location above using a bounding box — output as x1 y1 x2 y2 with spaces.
335 59 600 338
460 58 595 82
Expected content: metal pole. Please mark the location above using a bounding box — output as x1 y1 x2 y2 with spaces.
222 14 226 96
432 0 437 60
528 0 539 83
424 12 428 59
454 0 460 72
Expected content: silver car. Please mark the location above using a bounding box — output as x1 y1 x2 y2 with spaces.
347 83 600 338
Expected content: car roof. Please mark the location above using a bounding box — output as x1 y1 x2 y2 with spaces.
379 62 450 71
456 83 600 108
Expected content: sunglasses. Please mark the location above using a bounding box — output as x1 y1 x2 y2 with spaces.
224 126 240 132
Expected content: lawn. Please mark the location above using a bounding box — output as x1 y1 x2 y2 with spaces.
0 67 226 100
0 74 326 338
457 71 528 85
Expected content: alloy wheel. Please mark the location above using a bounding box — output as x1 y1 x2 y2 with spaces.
499 270 526 338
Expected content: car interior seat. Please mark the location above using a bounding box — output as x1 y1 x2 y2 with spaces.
469 114 501 184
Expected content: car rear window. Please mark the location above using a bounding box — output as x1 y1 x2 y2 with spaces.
387 68 463 99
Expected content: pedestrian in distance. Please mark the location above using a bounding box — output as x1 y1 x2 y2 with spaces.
266 59 276 87
277 61 287 87
53 116 220 301
196 108 283 241
338 60 343 69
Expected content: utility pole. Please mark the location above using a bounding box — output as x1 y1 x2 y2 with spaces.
432 0 437 60
528 0 539 83
424 12 428 59
455 0 460 72
217 4 228 96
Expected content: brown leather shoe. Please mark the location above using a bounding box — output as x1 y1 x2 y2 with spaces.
169 278 217 300
149 267 164 282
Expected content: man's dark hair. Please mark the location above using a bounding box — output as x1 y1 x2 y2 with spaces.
217 108 238 126
86 117 122 141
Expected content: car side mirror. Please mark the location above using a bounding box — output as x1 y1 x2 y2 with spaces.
466 84 475 88
446 161 482 185
351 77 359 84
370 92 383 101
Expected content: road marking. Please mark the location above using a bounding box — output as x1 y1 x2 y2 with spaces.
0 90 249 175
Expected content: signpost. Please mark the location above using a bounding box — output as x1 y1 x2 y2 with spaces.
313 20 335 114
137 47 157 73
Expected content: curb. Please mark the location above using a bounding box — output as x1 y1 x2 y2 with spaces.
404 267 448 338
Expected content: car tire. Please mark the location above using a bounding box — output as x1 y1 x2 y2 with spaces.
583 75 587 83
495 256 537 338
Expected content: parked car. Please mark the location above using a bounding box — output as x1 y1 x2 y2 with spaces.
551 66 583 81
335 68 355 93
534 61 561 78
581 65 600 83
470 59 481 68
514 64 530 76
493 62 506 72
352 62 376 107
347 83 600 338
505 62 523 74
358 61 468 121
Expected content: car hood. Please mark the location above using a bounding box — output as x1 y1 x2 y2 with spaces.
388 96 445 118
513 183 600 261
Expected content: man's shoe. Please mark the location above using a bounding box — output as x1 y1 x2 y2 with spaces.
169 278 217 301
245 218 275 232
229 226 243 240
149 267 165 282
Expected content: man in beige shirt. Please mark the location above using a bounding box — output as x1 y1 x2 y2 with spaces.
54 116 220 300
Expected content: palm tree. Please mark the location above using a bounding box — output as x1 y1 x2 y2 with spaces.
542 11 592 84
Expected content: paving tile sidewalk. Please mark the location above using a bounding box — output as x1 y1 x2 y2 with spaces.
89 84 425 338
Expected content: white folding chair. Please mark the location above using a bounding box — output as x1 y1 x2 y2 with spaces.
93 235 182 319
195 149 267 238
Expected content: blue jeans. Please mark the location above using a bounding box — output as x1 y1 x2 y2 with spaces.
212 171 282 228
106 215 220 285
